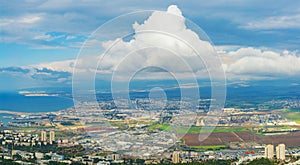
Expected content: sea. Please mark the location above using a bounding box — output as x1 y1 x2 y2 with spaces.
0 92 73 112
0 92 74 125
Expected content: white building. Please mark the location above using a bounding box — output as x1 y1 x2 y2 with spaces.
49 131 55 144
172 151 180 164
41 131 47 142
265 144 274 159
276 144 285 161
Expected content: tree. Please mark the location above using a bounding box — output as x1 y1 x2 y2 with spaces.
247 158 275 165
48 161 67 165
13 153 22 160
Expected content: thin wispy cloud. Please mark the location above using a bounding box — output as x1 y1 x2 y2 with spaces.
241 14 300 30
1 0 300 49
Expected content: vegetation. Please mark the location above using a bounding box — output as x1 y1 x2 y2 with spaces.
282 110 300 124
187 126 248 134
168 160 232 165
148 124 249 134
48 161 67 165
0 159 21 165
247 158 276 165
6 144 85 158
148 124 171 131
190 145 227 150
198 160 231 165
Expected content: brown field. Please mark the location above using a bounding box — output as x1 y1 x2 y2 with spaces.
183 131 300 147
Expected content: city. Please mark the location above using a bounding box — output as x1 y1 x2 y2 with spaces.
1 1 300 165
0 97 300 164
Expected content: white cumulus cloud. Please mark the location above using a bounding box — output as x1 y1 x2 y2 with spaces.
222 47 300 79
31 5 300 82
37 5 223 81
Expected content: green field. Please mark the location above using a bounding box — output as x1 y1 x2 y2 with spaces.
148 124 171 131
190 145 227 150
282 112 300 124
187 126 248 133
148 124 249 134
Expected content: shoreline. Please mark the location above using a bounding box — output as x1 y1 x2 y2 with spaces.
18 91 59 97
0 110 29 115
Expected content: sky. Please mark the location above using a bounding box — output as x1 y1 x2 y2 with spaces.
1 0 300 91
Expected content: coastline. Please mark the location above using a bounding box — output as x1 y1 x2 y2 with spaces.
0 110 28 115
18 91 59 97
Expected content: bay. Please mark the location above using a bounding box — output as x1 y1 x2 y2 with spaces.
0 92 73 113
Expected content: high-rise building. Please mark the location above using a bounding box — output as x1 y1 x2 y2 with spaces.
41 131 47 142
276 144 285 161
265 144 274 159
49 131 55 144
172 151 180 164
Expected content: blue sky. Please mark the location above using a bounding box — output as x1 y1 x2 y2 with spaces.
1 0 300 90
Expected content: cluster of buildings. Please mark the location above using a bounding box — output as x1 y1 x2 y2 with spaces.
0 130 55 147
9 151 123 165
218 108 285 126
267 99 300 110
171 151 205 164
169 144 288 164
236 143 288 164
1 97 300 164
196 112 285 127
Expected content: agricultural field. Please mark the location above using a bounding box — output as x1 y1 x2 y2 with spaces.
187 126 248 133
183 132 243 146
183 131 300 148
148 124 249 134
149 121 300 150
148 124 170 131
189 145 227 150
281 109 300 124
